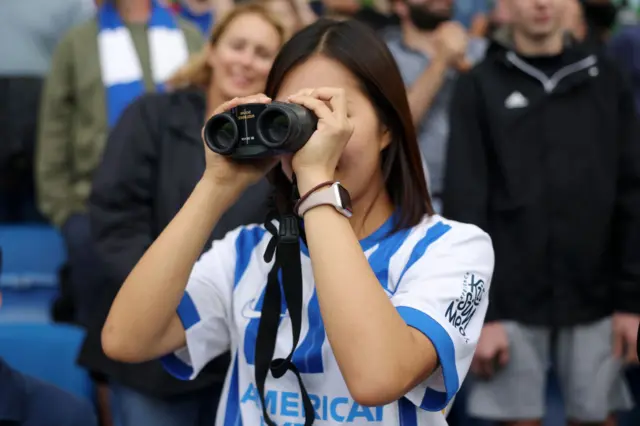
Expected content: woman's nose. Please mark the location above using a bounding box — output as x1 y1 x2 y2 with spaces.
239 50 255 67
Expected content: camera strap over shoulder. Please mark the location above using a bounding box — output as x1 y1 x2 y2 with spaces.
255 176 315 426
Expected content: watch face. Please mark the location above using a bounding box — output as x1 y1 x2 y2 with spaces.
337 184 353 213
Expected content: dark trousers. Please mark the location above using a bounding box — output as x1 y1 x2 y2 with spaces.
110 382 221 426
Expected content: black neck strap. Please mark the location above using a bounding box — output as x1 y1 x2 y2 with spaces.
255 175 314 426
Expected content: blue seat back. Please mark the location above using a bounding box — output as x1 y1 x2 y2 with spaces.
0 323 94 402
0 224 66 289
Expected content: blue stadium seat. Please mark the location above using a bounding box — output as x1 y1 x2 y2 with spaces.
0 224 66 289
0 225 66 323
0 323 94 403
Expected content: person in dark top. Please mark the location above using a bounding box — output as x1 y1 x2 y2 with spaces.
0 291 97 426
610 24 640 112
0 357 97 426
443 0 640 425
581 0 619 43
77 3 285 426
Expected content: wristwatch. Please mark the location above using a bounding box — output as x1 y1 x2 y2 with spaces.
295 182 353 218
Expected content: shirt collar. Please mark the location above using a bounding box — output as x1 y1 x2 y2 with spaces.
300 212 399 257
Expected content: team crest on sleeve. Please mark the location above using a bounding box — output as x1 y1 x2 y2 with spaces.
445 272 486 340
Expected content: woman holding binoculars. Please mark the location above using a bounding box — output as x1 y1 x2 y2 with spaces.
101 17 495 426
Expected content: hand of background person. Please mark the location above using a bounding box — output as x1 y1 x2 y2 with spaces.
613 312 640 364
201 94 279 189
433 21 471 71
471 322 510 379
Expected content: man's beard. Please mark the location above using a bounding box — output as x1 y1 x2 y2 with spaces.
407 5 451 31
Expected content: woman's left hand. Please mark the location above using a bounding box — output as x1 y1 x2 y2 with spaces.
287 87 354 191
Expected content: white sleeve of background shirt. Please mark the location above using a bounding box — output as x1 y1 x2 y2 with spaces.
161 226 259 381
390 223 494 412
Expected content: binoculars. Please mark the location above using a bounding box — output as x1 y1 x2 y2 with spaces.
203 102 318 160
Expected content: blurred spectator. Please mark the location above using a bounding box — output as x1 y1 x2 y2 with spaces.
562 0 618 53
453 0 490 28
320 0 362 16
314 0 400 30
0 0 93 77
0 0 93 223
77 4 284 425
617 0 640 27
35 0 202 328
486 0 512 36
384 0 487 213
0 355 98 426
168 0 216 34
562 0 587 40
444 0 640 425
213 0 317 36
581 0 619 47
354 0 402 31
0 292 98 426
610 24 640 111
262 0 318 35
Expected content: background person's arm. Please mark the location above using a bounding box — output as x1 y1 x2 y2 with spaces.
406 22 469 125
405 58 449 125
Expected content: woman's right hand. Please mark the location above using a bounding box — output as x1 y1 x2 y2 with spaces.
201 94 279 190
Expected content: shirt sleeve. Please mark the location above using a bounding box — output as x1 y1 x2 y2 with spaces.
390 223 494 412
161 225 265 380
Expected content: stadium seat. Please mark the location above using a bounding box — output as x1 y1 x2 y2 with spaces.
0 224 66 289
0 225 66 322
0 323 94 403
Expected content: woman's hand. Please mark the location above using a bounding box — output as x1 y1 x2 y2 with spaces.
287 87 354 192
202 94 279 191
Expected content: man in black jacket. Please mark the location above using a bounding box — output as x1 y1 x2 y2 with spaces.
443 0 640 425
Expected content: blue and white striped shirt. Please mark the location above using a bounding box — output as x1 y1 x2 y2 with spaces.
161 214 494 426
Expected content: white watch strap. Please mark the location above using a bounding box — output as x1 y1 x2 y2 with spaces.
297 184 340 217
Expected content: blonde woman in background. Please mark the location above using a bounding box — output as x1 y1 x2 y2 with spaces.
75 3 286 426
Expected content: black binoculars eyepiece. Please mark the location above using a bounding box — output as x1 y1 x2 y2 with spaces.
203 102 318 160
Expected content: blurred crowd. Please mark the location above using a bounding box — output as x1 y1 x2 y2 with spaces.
1 0 640 425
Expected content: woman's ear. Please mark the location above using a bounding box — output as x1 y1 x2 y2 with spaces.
379 126 392 151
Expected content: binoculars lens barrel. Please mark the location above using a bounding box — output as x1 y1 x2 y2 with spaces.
204 116 238 155
203 102 317 159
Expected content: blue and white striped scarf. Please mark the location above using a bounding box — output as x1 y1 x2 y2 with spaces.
97 0 189 127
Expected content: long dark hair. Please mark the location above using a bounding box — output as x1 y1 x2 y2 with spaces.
265 18 433 232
